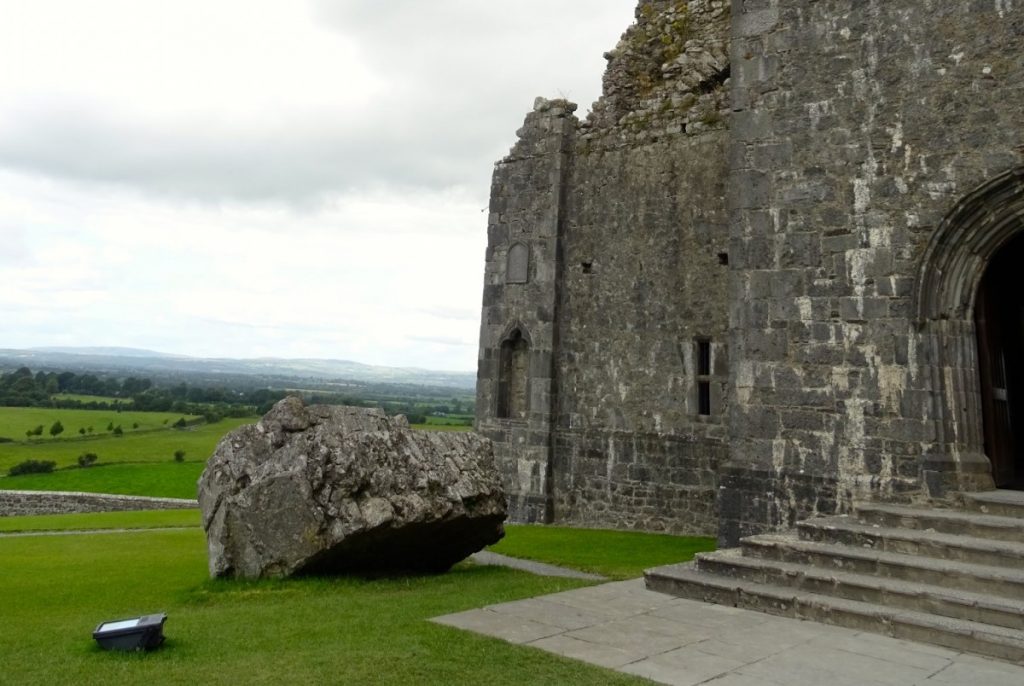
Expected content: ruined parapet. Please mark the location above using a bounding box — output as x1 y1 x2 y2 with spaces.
584 0 731 145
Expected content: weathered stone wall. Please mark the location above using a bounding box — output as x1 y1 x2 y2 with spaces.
551 430 721 533
475 99 575 523
722 0 1024 542
479 0 1023 541
0 489 198 516
477 0 733 534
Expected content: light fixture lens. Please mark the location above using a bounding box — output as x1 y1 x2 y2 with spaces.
93 613 167 651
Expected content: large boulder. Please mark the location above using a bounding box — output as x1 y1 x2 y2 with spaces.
198 397 507 578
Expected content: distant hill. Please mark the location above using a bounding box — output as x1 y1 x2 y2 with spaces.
30 346 189 359
0 348 476 391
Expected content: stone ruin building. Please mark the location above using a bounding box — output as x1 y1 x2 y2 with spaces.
475 0 1024 546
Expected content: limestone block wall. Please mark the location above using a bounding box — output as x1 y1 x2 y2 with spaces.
477 0 733 534
475 100 575 523
549 0 732 535
551 430 722 534
0 489 198 516
722 0 1024 543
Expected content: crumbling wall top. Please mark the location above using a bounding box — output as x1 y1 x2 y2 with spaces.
583 0 731 143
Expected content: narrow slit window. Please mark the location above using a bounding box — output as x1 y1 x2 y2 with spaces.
697 340 711 376
696 339 712 417
698 381 712 417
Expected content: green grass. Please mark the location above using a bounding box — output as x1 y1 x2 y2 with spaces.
2 529 650 685
410 423 473 432
490 525 717 579
0 406 194 443
0 509 201 533
424 414 474 427
0 462 206 499
0 417 253 472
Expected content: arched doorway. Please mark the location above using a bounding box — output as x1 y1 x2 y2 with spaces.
915 166 1024 496
975 233 1024 488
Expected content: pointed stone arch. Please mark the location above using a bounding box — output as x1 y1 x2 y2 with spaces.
916 167 1024 322
914 166 1024 496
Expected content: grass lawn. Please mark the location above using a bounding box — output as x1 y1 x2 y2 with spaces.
2 528 657 685
0 417 253 472
490 525 717 580
0 509 201 533
0 462 206 499
0 407 194 443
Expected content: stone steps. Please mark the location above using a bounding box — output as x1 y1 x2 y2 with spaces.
961 490 1024 519
797 516 1024 569
692 548 1024 630
645 562 1024 664
645 490 1024 663
856 503 1024 543
742 533 1024 599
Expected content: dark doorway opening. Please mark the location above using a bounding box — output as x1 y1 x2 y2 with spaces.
975 232 1024 489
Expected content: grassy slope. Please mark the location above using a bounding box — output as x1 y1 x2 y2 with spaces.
490 525 717 580
0 418 473 497
0 462 206 499
2 529 649 686
0 407 193 442
0 417 253 472
0 509 201 533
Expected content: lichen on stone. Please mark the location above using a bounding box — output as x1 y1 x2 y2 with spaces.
583 0 732 147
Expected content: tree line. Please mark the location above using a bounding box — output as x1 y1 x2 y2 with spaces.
0 368 150 407
0 367 474 422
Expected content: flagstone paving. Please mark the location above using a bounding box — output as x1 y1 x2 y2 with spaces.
433 579 1024 685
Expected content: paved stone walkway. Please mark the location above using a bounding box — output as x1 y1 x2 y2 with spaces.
469 551 606 581
433 578 1024 685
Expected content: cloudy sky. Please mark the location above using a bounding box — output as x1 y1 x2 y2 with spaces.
0 0 636 371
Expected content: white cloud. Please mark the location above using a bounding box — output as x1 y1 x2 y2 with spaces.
0 0 638 370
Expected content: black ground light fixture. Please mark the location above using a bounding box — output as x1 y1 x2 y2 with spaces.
92 613 167 651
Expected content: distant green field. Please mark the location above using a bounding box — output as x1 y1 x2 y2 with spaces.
411 423 473 432
0 406 194 443
0 408 474 498
0 417 253 472
0 508 201 533
0 462 206 499
423 414 474 427
50 393 132 405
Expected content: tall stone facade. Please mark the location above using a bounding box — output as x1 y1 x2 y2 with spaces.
476 0 1024 544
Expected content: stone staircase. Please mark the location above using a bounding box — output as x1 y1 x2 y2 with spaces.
645 490 1024 663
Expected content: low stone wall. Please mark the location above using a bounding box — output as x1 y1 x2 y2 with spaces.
0 490 198 517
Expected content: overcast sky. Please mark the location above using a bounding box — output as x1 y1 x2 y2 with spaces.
0 0 636 371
